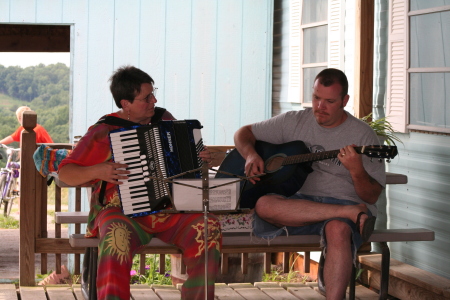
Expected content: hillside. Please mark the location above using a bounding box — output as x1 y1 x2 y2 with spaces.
0 63 69 168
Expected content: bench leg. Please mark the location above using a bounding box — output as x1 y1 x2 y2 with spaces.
349 264 356 300
90 247 98 300
81 247 98 300
379 242 390 300
81 248 90 300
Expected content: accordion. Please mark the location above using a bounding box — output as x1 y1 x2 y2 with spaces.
109 119 204 217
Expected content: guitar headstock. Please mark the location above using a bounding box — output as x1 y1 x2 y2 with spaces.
358 145 398 160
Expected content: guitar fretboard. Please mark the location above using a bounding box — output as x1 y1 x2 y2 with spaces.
282 147 365 165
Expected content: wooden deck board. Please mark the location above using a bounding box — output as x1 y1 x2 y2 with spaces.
287 286 326 300
0 282 389 299
130 284 160 300
154 288 181 300
72 285 84 300
234 287 274 300
215 284 246 299
0 284 17 300
349 285 379 299
18 286 47 300
46 285 76 300
260 287 300 299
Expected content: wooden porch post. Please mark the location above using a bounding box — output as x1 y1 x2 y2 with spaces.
19 111 37 286
354 0 375 119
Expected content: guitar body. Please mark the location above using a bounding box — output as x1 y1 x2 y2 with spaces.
216 140 313 209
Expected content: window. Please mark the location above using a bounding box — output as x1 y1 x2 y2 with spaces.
387 0 450 133
288 0 343 106
409 4 450 131
301 0 328 104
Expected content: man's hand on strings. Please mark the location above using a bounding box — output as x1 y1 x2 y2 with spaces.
244 153 265 184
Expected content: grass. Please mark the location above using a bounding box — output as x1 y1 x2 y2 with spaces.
0 213 19 228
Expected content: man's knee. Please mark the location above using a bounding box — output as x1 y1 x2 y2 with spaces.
324 220 352 244
254 195 273 218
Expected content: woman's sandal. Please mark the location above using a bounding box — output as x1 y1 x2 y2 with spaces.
356 211 376 242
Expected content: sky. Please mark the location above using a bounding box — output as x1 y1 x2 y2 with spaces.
0 52 70 68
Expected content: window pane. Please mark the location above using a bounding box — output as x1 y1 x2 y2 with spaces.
410 0 450 12
410 73 450 128
302 0 327 24
303 67 326 103
303 25 328 64
410 12 450 68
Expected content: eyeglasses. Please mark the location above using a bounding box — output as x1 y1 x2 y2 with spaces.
134 87 158 103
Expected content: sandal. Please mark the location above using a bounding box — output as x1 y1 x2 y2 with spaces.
355 212 376 242
317 250 326 296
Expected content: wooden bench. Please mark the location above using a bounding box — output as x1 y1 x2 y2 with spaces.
19 110 434 300
63 218 433 300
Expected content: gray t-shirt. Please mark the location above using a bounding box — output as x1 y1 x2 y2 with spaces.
252 108 386 216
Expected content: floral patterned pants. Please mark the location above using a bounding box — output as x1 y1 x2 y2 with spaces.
94 207 222 300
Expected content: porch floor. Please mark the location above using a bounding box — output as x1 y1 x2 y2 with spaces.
0 282 382 300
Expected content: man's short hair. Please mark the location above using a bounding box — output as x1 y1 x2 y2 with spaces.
314 68 349 99
109 66 155 108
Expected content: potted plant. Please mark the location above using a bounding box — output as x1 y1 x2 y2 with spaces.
360 113 402 146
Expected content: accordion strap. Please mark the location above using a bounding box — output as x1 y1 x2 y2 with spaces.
99 180 107 206
96 107 167 127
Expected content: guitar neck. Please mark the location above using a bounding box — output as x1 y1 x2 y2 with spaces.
283 146 364 165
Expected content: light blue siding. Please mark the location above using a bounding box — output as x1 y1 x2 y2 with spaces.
386 132 450 279
9 0 36 22
214 0 244 144
1 0 273 145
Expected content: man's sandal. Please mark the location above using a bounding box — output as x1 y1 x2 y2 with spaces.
317 250 326 296
356 212 376 242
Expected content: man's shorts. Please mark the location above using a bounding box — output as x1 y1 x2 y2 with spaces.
252 193 374 263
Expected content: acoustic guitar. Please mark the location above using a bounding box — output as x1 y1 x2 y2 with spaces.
215 140 398 209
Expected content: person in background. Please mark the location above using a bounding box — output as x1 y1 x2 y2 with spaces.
233 68 385 299
58 66 221 300
0 106 53 145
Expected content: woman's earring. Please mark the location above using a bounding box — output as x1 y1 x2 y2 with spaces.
127 110 130 120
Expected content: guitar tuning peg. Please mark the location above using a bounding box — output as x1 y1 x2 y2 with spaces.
378 158 383 163
370 158 373 163
387 158 391 163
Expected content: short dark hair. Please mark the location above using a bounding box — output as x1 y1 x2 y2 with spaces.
314 68 348 99
109 66 154 108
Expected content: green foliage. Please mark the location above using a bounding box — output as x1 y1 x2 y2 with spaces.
360 113 403 146
0 63 70 168
0 63 69 102
130 254 172 285
262 253 310 283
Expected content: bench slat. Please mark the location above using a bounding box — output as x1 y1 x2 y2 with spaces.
69 228 434 249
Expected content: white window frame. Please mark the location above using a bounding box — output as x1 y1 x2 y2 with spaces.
387 1 450 134
288 0 343 106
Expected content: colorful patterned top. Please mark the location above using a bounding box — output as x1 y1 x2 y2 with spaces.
59 111 182 238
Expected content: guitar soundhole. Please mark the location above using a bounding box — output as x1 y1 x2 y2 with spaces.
265 155 285 173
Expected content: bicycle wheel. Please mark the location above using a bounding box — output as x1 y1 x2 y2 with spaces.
6 197 14 217
6 178 18 217
0 173 7 215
